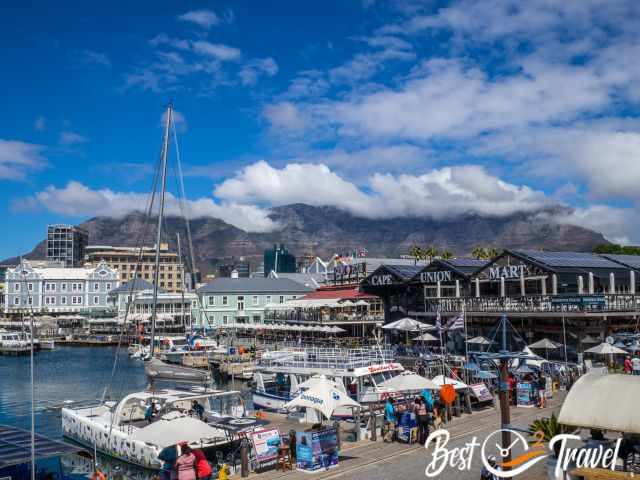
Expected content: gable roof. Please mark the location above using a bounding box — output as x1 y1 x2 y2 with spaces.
268 272 324 288
197 277 313 294
425 258 489 277
110 278 164 295
600 254 640 270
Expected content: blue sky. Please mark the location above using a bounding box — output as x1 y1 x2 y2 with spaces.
2 0 640 259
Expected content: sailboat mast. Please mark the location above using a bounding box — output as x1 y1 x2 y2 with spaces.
150 102 172 358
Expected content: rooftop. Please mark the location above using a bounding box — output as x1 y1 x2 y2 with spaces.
197 277 313 294
600 254 640 270
511 250 625 270
109 278 165 295
301 287 377 300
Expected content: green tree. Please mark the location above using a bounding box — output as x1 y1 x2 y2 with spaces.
486 247 500 258
471 246 488 259
409 244 425 262
441 250 454 260
424 245 439 261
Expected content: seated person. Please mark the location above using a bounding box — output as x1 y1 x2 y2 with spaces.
191 400 205 419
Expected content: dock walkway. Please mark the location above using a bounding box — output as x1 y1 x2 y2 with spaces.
235 393 566 480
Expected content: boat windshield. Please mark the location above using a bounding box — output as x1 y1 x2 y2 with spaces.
205 393 245 417
372 371 395 386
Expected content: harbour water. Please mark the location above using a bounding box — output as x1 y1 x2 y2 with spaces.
0 346 250 479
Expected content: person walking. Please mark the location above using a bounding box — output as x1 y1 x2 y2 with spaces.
193 448 213 480
174 443 197 480
537 373 547 409
632 355 640 375
624 356 633 374
383 398 396 443
414 396 430 444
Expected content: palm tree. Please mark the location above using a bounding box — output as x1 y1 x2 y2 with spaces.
409 244 424 263
441 250 454 260
471 246 488 259
424 245 439 261
486 247 500 259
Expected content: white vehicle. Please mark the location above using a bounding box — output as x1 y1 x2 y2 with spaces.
252 347 403 417
62 388 257 470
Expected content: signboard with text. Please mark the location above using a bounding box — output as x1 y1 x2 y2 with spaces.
251 428 281 471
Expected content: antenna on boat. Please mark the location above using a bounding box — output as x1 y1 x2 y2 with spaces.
150 101 172 361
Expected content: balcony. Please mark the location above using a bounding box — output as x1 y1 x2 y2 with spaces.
264 310 385 325
421 294 640 316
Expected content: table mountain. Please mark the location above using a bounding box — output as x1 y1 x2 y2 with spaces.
6 204 608 274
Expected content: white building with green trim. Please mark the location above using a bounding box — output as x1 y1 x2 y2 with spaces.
194 276 313 327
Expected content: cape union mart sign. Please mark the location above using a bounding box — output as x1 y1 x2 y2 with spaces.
488 264 529 280
420 271 453 284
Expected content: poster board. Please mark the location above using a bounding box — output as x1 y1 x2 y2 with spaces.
470 383 493 403
516 382 534 408
251 428 281 471
296 427 339 472
397 411 418 444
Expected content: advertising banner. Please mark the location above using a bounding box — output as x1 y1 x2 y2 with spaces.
516 382 534 408
470 383 493 402
251 428 281 471
296 427 339 472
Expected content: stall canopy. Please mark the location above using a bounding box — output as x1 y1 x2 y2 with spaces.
431 375 468 390
284 375 360 419
130 416 225 448
558 374 640 434
413 332 438 342
467 336 492 345
584 343 628 355
581 335 600 344
379 371 438 391
528 338 562 350
382 317 430 332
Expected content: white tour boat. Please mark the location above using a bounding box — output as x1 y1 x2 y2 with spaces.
252 346 403 417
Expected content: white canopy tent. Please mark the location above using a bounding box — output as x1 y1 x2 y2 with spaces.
431 375 469 390
130 416 226 448
413 332 438 342
284 375 361 420
559 374 640 434
379 372 438 392
467 336 492 345
585 343 628 355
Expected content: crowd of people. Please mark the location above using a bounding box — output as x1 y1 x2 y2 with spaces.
383 388 440 444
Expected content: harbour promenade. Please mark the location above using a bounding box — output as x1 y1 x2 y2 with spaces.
237 393 566 480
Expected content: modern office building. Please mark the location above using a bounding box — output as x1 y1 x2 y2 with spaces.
84 244 185 293
195 274 313 327
218 259 250 278
263 244 296 277
46 224 89 267
4 259 118 314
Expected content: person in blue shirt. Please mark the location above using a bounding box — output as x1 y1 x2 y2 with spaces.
383 398 396 442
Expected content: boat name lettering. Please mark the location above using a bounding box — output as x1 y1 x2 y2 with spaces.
420 271 452 284
300 394 324 405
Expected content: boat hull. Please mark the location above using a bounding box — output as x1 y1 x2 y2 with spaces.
251 391 355 419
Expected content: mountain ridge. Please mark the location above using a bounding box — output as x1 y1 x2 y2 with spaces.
4 203 609 273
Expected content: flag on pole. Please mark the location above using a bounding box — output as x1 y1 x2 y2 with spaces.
435 309 442 331
446 313 465 331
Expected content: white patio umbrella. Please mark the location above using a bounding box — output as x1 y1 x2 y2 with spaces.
585 343 628 355
528 338 562 360
340 300 355 307
354 300 369 307
383 317 429 344
328 326 346 334
379 371 438 391
284 375 360 420
413 332 438 342
467 336 492 345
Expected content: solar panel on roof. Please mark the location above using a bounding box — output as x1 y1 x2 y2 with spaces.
515 250 622 269
383 264 423 280
601 254 640 269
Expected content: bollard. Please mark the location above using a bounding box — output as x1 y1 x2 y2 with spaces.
333 420 342 450
354 409 361 441
370 413 377 441
464 391 472 414
240 440 249 478
454 394 461 417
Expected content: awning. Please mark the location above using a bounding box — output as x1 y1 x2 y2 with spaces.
130 416 226 448
558 374 640 434
0 424 89 468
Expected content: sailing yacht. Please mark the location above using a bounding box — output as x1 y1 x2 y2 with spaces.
62 103 254 469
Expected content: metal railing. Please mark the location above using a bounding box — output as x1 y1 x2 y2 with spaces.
424 294 640 313
258 346 393 370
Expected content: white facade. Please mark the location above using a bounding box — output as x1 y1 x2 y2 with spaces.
4 259 119 314
112 288 197 325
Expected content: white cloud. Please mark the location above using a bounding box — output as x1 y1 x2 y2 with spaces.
178 9 227 29
15 181 278 233
263 102 306 129
547 205 640 245
214 160 550 220
34 116 45 132
59 131 89 146
149 34 190 51
74 50 111 68
239 57 279 86
0 139 47 180
192 41 242 61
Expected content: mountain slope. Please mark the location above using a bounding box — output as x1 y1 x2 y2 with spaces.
6 204 608 273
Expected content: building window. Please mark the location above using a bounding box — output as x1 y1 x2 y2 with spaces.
106 283 111 291
222 315 228 325
266 295 271 304
78 283 83 292
253 315 261 323
237 296 245 310
94 296 99 305
208 296 215 306
51 297 56 305
279 296 284 304
61 283 67 292
15 283 20 292
28 283 33 291
61 297 67 305
14 298 19 305
27 296 33 305
253 295 259 306
51 283 56 292
94 283 99 291
222 296 228 306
